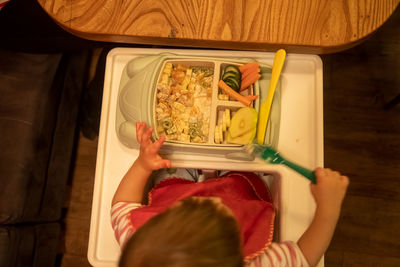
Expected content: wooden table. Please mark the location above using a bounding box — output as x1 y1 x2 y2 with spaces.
38 0 398 53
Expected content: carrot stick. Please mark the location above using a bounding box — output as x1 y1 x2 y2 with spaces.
241 64 259 75
239 62 259 72
241 71 260 87
242 67 260 80
240 73 261 90
218 80 252 106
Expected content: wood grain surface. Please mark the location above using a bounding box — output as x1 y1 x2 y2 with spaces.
37 0 399 53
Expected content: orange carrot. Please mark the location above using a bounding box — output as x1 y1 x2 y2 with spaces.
242 71 260 86
240 73 261 90
239 62 259 72
241 65 260 76
218 80 253 106
242 67 260 80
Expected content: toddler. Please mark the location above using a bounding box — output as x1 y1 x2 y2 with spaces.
111 122 349 267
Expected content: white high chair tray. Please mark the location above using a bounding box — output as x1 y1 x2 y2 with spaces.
88 48 324 267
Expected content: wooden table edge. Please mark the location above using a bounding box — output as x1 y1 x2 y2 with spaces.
38 2 399 54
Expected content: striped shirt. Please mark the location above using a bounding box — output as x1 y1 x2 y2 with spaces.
111 202 309 267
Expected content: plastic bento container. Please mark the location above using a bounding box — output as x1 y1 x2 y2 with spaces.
116 53 281 160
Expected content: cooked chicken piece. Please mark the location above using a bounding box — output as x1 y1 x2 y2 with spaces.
171 83 182 94
172 70 185 83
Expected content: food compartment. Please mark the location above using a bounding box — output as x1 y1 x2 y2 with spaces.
153 60 216 144
212 105 257 145
218 62 256 102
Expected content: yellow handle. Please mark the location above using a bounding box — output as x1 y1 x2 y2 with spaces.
257 49 286 145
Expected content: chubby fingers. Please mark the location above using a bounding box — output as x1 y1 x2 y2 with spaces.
315 167 340 178
150 135 166 154
314 167 326 182
315 167 350 186
142 126 153 145
136 122 146 143
315 167 325 176
340 174 350 187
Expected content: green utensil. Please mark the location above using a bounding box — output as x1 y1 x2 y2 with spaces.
249 144 316 183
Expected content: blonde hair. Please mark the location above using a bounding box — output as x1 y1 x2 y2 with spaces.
119 197 244 267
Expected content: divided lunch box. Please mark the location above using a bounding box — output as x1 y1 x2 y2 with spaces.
116 53 281 160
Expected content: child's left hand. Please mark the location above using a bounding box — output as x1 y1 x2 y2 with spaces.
135 122 171 171
111 122 171 205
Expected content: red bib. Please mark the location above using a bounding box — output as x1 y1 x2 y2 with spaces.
129 172 275 260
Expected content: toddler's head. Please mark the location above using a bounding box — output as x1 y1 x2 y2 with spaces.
119 197 243 267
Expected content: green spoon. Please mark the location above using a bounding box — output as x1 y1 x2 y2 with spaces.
249 144 316 183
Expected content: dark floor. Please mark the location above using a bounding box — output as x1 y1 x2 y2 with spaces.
321 9 400 267
61 9 400 267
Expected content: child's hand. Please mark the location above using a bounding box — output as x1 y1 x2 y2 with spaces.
135 122 171 172
298 168 349 266
311 168 349 218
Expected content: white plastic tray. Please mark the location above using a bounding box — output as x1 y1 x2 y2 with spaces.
88 48 324 267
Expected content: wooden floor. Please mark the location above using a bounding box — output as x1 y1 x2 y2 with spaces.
321 9 400 267
60 135 97 267
60 9 400 267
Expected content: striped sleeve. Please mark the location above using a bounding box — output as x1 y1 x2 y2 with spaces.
111 202 142 247
246 242 310 267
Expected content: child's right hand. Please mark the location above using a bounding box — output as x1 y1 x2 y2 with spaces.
298 168 349 266
311 168 349 218
135 122 171 172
